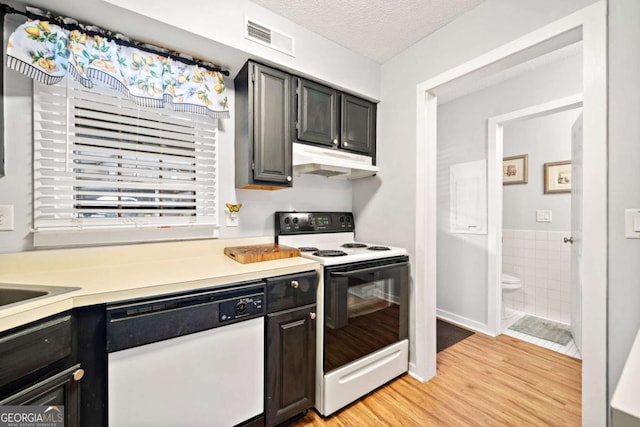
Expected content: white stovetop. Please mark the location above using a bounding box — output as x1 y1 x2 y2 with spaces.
278 232 408 266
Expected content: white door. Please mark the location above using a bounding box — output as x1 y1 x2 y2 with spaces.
570 113 583 354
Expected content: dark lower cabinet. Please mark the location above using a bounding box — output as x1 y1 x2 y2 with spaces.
0 308 106 427
266 304 316 427
1 365 81 427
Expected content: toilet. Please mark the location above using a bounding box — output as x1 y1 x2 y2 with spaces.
501 273 523 325
502 273 522 291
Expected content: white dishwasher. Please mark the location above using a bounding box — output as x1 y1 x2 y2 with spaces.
106 282 266 427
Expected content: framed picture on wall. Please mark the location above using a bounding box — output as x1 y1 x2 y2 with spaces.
544 160 572 193
502 154 528 185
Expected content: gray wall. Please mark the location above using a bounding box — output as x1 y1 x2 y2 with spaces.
608 0 640 403
0 18 352 254
351 0 597 359
436 55 582 324
503 109 580 232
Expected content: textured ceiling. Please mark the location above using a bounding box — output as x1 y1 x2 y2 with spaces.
249 0 485 63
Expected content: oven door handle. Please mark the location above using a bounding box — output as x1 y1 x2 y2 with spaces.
329 261 409 277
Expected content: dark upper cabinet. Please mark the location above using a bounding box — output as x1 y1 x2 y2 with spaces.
293 79 376 158
295 78 339 148
235 61 293 190
341 93 376 156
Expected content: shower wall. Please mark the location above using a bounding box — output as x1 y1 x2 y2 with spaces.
503 229 571 323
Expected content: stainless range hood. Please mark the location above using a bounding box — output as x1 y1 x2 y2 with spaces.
292 143 379 179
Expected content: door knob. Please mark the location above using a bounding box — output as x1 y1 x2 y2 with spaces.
286 176 292 182
309 312 316 320
564 237 574 244
344 141 349 147
290 280 299 289
332 139 338 145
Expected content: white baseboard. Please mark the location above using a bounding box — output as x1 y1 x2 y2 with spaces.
436 309 496 337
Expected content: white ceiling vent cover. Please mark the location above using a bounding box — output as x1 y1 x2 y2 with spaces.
245 18 295 57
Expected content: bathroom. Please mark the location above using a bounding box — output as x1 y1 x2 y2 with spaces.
500 107 582 359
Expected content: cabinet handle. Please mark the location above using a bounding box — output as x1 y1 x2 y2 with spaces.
309 312 316 320
332 139 338 145
73 368 85 382
290 280 299 289
344 141 349 147
286 176 292 182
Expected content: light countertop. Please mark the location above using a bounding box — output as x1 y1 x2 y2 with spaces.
0 237 319 333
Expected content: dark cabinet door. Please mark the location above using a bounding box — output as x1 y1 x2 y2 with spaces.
296 79 338 148
253 63 293 186
341 93 376 156
266 304 316 427
1 365 82 427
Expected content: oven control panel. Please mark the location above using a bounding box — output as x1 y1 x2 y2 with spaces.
275 212 355 234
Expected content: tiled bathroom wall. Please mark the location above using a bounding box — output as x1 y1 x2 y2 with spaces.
502 229 572 324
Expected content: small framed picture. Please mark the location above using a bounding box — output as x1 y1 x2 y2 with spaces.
503 154 528 185
544 160 572 194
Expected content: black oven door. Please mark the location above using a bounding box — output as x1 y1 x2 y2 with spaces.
323 256 409 373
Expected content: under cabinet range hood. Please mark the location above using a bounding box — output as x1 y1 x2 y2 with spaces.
292 143 379 179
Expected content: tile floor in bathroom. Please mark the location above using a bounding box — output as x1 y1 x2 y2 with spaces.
501 308 582 359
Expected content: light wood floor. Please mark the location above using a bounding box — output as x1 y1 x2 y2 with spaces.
291 333 581 426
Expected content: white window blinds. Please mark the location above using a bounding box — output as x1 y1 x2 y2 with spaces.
33 79 219 247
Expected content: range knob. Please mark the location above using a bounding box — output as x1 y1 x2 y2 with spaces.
339 216 345 223
292 217 299 224
235 300 248 315
346 216 351 223
284 217 291 225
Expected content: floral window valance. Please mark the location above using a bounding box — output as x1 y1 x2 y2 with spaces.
6 18 230 119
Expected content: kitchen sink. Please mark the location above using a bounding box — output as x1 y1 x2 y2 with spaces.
0 284 80 309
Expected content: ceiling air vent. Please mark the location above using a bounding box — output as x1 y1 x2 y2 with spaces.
245 18 295 57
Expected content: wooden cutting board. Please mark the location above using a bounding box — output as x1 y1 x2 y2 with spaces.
224 243 301 264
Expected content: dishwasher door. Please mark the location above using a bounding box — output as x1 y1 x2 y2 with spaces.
108 317 264 427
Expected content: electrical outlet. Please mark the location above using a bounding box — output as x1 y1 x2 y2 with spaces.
0 205 15 231
225 212 239 227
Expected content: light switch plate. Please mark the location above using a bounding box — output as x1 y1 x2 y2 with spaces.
536 210 552 223
625 209 640 238
0 205 15 231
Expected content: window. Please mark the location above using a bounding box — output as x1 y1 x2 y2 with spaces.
33 79 219 247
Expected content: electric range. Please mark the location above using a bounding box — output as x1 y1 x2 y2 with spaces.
275 211 409 416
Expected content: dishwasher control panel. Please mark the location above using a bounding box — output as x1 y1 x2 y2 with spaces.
219 293 264 322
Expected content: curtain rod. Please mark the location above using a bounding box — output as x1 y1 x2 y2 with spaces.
0 2 230 76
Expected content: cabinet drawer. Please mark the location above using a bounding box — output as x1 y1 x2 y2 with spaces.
0 316 72 386
266 271 317 313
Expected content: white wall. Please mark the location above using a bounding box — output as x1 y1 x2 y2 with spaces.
435 55 581 324
100 0 381 100
503 109 580 231
353 0 596 364
0 16 352 254
608 0 640 403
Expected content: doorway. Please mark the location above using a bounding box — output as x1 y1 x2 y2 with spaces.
413 2 606 425
488 96 583 358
